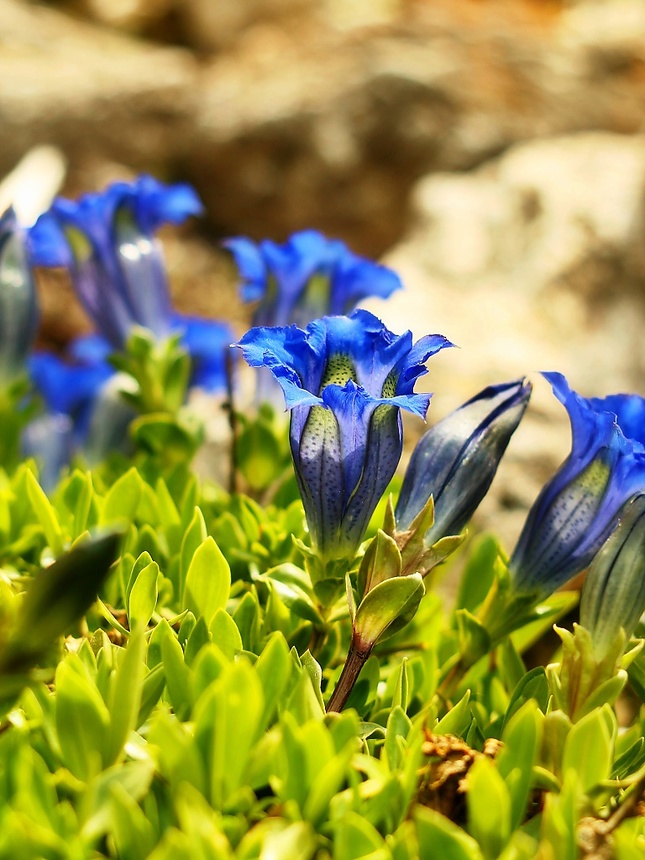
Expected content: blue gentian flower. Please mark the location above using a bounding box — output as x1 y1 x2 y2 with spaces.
0 208 39 383
24 346 118 487
175 314 232 393
29 176 235 394
237 309 452 571
29 175 203 349
396 379 532 545
225 229 402 328
29 349 115 445
28 341 140 476
509 373 645 597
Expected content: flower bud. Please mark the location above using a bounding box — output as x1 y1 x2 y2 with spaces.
396 379 531 545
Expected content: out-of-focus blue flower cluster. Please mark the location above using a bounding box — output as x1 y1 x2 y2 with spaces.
2 175 235 481
225 229 402 329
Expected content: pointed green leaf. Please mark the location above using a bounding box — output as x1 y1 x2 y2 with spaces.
127 561 159 628
353 573 425 648
101 467 143 526
183 536 230 625
25 468 63 556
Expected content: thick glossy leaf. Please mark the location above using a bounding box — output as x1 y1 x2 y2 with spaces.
414 805 484 860
105 628 146 765
55 655 110 781
127 560 159 628
101 467 144 526
562 704 615 793
467 757 511 860
497 700 542 831
25 468 63 556
183 536 231 625
353 574 425 648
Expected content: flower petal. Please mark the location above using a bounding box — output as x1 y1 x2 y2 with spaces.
175 314 235 392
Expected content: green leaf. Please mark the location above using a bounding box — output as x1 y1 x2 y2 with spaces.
127 560 159 628
467 757 511 860
25 468 64 556
101 467 144 526
193 660 264 810
108 781 156 860
503 667 549 730
562 704 615 793
209 608 242 660
154 477 181 528
435 691 472 737
357 529 403 599
497 700 542 831
414 805 484 860
138 664 166 726
255 632 292 732
105 628 146 765
81 760 155 843
392 657 410 712
55 655 110 781
179 507 207 600
183 537 231 625
353 573 425 648
456 609 491 668
130 413 202 464
258 564 324 625
160 626 192 721
237 421 284 490
385 706 412 772
62 470 97 539
334 811 388 860
455 534 501 613
237 820 316 860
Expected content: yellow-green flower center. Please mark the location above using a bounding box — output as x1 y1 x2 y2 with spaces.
321 353 356 391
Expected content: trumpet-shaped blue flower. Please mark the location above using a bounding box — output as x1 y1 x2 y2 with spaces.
0 208 39 383
396 379 532 545
29 175 203 349
225 229 402 328
509 372 645 597
237 309 452 571
29 176 234 393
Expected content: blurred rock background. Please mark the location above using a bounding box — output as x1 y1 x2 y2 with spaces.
3 0 645 547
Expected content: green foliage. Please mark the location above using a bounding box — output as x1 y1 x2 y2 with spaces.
0 446 644 859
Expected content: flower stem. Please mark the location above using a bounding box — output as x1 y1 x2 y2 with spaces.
326 640 373 713
224 349 238 496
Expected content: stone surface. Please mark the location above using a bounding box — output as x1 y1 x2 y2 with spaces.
6 0 645 257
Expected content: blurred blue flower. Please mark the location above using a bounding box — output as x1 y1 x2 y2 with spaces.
28 347 115 445
225 229 402 328
237 309 452 569
29 175 203 349
0 208 39 383
176 314 232 393
396 379 531 545
29 176 234 394
509 372 645 597
25 345 121 487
